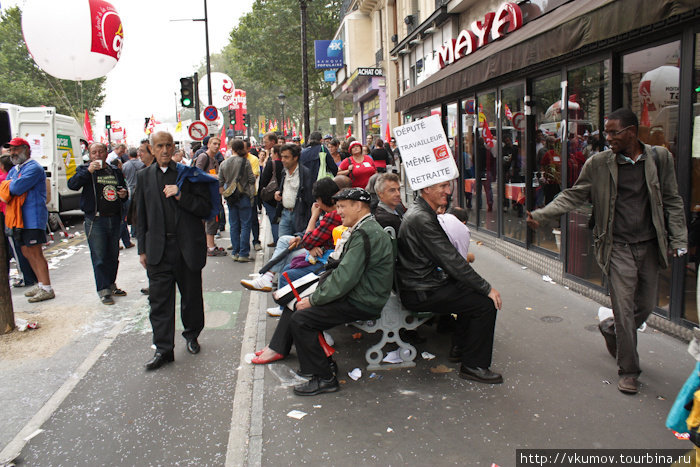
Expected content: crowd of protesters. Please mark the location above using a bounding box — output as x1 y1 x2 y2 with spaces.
4 109 674 400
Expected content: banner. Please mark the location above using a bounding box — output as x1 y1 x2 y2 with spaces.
392 115 458 190
314 40 343 69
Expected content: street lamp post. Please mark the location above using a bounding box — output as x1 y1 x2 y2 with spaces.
278 91 286 137
300 0 310 141
173 1 212 108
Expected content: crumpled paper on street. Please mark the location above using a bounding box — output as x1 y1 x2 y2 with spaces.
348 368 362 381
382 350 403 364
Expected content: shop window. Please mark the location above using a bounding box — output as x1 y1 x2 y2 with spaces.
461 97 477 220
685 34 700 324
476 91 498 233
500 83 527 243
565 60 610 286
531 74 563 254
623 40 681 313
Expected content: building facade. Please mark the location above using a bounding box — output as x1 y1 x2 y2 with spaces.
385 0 700 329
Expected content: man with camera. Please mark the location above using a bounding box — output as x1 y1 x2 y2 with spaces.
68 143 129 305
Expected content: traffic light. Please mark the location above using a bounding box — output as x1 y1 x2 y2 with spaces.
105 115 111 129
243 114 250 127
180 77 194 108
229 108 237 126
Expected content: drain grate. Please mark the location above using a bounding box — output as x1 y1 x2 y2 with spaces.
540 315 563 323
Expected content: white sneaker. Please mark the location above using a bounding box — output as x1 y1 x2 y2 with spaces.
322 331 334 346
240 275 273 292
266 306 283 317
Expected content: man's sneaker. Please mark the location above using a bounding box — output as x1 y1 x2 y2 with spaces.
266 306 283 317
253 242 263 251
241 275 273 292
28 288 55 303
24 285 40 297
231 254 239 261
235 256 253 263
207 248 226 257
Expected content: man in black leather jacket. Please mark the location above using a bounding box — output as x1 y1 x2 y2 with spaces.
397 180 504 384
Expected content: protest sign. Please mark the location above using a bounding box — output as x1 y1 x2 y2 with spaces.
393 115 458 190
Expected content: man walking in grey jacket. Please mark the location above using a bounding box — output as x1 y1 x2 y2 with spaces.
527 107 687 394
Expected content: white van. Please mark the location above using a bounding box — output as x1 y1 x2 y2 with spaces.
0 103 83 228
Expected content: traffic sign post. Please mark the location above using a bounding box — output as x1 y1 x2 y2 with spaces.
203 105 218 122
189 120 208 141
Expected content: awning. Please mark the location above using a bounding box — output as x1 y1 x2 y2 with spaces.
395 0 698 112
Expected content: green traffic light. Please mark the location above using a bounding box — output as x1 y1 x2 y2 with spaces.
182 98 192 106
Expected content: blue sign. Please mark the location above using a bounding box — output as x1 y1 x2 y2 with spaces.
314 40 343 69
323 70 336 82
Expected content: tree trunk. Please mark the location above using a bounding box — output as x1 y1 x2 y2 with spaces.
0 224 15 334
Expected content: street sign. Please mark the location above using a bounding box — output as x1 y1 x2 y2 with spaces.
189 120 208 141
203 105 218 122
512 112 526 132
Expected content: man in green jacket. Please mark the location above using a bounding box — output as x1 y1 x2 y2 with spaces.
290 187 394 396
527 107 687 395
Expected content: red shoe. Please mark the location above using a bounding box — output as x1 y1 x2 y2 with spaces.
255 349 264 356
251 353 284 364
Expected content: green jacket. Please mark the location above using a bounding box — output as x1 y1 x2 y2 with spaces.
310 215 394 316
531 143 687 275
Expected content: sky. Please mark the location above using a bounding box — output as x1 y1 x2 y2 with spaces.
1 0 255 144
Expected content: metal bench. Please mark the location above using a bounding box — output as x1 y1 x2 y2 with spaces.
352 292 433 371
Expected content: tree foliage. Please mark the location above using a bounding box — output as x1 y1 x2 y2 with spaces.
198 0 341 135
0 7 105 121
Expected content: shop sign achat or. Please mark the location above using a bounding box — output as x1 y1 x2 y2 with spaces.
393 114 458 190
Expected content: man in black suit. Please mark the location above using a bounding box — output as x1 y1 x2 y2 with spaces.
135 131 213 371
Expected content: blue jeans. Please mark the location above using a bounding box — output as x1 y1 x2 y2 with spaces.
84 214 121 296
228 196 252 257
279 209 295 237
263 201 279 243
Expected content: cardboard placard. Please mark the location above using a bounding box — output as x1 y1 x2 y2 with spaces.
393 115 458 190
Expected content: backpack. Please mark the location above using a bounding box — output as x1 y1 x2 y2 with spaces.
317 147 332 181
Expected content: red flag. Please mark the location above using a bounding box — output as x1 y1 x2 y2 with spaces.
482 119 494 148
385 123 391 143
219 124 226 148
504 104 513 120
346 125 352 139
83 109 94 143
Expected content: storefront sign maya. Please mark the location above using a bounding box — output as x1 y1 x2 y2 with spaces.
438 2 523 69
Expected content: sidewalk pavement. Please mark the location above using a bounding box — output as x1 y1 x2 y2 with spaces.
252 240 695 466
0 225 695 466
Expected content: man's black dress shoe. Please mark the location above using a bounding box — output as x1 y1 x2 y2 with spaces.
297 358 337 378
186 339 201 354
145 351 174 371
459 365 503 384
293 376 340 396
448 345 463 363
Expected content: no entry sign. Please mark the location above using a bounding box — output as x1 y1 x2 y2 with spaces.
189 120 208 141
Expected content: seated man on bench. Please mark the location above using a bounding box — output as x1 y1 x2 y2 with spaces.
289 188 394 396
397 180 504 384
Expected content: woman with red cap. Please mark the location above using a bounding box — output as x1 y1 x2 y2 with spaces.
337 140 376 188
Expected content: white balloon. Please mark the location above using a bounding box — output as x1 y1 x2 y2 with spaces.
22 0 123 81
199 73 236 108
639 65 679 112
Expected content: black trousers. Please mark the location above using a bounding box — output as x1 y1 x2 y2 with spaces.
401 281 497 369
147 237 205 352
288 300 376 379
